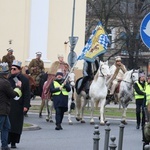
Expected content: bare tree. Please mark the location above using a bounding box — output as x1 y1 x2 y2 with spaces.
86 0 150 69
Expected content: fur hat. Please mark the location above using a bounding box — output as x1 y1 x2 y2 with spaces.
115 56 121 61
0 63 9 74
57 54 64 58
139 72 145 77
36 52 42 57
55 72 63 77
7 48 13 52
12 60 22 69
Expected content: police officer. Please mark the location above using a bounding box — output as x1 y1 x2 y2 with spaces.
0 62 22 150
142 75 150 149
50 71 71 130
2 48 15 70
134 72 146 130
28 52 45 85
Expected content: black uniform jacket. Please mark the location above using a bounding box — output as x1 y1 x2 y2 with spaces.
50 78 71 110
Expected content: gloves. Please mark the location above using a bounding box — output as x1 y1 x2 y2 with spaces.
14 88 22 97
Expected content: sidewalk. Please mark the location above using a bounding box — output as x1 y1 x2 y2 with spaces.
30 96 136 109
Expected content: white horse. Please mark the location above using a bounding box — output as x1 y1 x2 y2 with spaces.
89 61 111 125
117 69 139 124
45 72 76 124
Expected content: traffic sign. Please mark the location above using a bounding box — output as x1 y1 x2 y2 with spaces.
69 36 79 51
68 51 77 67
140 12 150 49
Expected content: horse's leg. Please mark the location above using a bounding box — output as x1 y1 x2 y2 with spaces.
48 100 54 123
90 98 95 124
99 98 106 125
68 97 73 125
45 99 50 122
80 95 88 123
75 94 81 121
39 100 45 118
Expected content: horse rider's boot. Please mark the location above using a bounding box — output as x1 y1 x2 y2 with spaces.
77 82 84 95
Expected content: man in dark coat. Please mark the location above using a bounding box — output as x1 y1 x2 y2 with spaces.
2 48 15 70
50 71 71 130
8 60 31 148
0 62 22 150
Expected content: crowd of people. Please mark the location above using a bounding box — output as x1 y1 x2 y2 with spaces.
0 48 150 149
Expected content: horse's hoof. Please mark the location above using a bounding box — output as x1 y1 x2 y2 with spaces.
81 120 85 123
69 122 73 125
105 120 107 123
121 120 128 125
39 113 42 118
49 120 54 123
90 122 95 125
100 122 105 126
76 118 81 122
46 119 49 122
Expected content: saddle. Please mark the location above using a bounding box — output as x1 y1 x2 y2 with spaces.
75 76 91 95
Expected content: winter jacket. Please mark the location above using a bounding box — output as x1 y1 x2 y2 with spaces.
0 75 19 115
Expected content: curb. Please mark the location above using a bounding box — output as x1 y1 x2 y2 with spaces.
23 123 41 131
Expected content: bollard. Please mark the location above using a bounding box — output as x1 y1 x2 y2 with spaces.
118 123 125 150
144 145 150 150
93 124 100 150
109 136 117 150
104 121 111 150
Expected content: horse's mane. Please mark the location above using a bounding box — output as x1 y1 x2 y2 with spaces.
123 69 133 79
94 70 99 81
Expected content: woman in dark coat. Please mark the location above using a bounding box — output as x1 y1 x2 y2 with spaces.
50 71 71 130
8 60 30 148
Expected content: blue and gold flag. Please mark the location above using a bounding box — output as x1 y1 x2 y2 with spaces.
77 22 110 62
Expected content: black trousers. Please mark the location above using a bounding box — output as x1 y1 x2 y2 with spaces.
55 107 67 126
136 99 145 127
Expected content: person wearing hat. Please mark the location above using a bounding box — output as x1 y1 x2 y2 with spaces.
50 71 71 130
2 48 15 70
7 60 31 148
142 74 150 148
28 52 45 85
41 54 70 103
0 62 22 150
134 71 147 130
107 56 127 102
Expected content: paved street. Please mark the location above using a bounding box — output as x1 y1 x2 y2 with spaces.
16 97 144 150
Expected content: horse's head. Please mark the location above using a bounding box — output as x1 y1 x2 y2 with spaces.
131 69 139 83
123 69 139 83
98 61 111 77
68 72 75 87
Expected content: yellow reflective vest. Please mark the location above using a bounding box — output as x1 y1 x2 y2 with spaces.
145 82 150 105
134 81 145 99
52 81 69 96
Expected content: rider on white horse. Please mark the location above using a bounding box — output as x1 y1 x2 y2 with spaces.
107 56 127 97
76 58 99 98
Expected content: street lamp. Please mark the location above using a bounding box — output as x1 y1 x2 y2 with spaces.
68 0 78 68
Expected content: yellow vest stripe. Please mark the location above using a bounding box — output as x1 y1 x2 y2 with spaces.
134 81 145 99
52 81 69 96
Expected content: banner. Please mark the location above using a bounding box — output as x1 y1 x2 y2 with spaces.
77 22 110 62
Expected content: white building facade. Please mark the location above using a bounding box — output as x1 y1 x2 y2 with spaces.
0 0 86 71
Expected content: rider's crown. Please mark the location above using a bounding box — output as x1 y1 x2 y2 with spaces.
0 62 9 74
7 48 14 52
36 52 42 57
12 60 22 68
